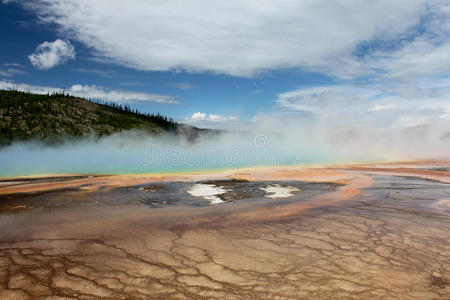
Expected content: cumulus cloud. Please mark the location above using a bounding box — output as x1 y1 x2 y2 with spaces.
28 39 75 70
9 0 450 79
209 114 222 121
275 83 450 131
188 112 237 122
0 81 178 104
185 112 240 129
191 112 206 119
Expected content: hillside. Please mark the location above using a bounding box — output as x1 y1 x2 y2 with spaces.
0 90 207 146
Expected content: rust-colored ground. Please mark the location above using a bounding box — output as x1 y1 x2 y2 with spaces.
0 161 449 299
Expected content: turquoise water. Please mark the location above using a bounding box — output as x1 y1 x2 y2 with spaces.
0 133 381 177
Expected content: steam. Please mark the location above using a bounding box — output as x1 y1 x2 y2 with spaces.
0 117 448 177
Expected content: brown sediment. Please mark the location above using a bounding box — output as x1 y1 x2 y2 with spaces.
0 176 110 195
220 173 375 226
0 166 354 196
435 199 450 209
0 173 236 195
1 160 448 197
0 161 449 299
232 167 350 182
336 166 450 183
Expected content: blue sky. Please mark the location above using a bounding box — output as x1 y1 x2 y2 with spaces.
1 0 449 131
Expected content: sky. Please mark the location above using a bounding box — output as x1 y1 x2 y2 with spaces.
0 0 450 132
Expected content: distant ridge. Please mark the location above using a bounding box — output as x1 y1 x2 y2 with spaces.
0 89 213 146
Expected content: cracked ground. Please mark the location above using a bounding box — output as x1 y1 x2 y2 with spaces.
0 164 448 299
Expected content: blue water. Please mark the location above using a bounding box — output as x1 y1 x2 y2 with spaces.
0 133 380 177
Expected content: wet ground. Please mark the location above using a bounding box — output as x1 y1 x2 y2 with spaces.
0 164 448 299
0 179 341 210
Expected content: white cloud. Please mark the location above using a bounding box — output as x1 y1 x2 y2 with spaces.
0 67 27 77
189 112 230 121
120 81 143 87
68 84 178 104
0 63 27 77
191 112 207 119
250 90 263 94
185 112 238 122
209 114 221 121
3 63 23 67
28 39 75 70
172 83 197 90
11 0 449 79
275 83 450 130
0 81 178 104
73 68 116 77
185 112 240 128
369 104 397 112
276 86 380 113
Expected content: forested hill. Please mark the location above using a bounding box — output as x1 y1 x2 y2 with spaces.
0 90 209 146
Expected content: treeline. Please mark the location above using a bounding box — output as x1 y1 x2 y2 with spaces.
0 90 177 130
95 100 177 130
0 89 180 146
